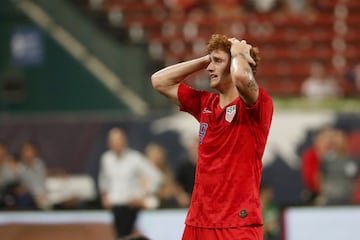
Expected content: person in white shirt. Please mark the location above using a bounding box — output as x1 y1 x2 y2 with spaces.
19 142 49 209
98 128 162 238
301 61 342 100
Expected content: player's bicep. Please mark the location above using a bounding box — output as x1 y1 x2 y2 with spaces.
160 83 181 106
151 75 181 105
230 51 259 105
234 69 259 106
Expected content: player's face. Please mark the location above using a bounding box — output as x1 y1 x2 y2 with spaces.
206 50 231 90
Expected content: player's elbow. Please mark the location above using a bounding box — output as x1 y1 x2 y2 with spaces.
232 72 250 89
151 73 162 90
233 75 259 105
151 72 181 105
151 73 172 95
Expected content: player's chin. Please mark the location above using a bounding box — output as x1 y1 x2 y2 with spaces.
209 78 219 88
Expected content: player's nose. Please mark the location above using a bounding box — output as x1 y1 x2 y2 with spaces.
206 62 214 71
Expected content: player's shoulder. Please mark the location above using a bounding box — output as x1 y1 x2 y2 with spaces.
258 87 274 110
259 87 272 101
180 82 212 96
242 87 272 110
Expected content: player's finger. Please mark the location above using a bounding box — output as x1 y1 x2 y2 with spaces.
242 45 256 65
247 55 256 66
228 38 238 44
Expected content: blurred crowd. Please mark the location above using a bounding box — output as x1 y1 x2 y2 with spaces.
0 142 48 210
301 61 343 100
0 128 197 239
1 124 360 239
162 0 320 17
0 129 197 212
97 128 198 238
301 126 360 206
301 61 360 100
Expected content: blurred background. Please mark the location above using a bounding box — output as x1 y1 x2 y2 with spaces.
0 0 360 239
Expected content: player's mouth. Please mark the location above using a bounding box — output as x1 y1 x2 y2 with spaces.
209 74 217 80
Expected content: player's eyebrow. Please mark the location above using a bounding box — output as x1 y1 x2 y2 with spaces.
211 56 223 62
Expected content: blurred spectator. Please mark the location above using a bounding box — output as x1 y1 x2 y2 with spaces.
246 0 280 13
175 137 197 208
210 0 243 17
319 129 360 205
165 0 208 18
19 142 49 209
0 154 36 209
301 61 342 100
98 128 162 238
261 183 280 240
0 143 10 185
345 63 360 94
282 0 316 15
0 153 21 192
301 126 335 205
144 142 180 208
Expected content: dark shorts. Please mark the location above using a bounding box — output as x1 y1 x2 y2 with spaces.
112 205 139 238
182 224 263 240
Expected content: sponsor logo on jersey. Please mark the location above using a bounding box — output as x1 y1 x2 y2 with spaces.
202 108 212 114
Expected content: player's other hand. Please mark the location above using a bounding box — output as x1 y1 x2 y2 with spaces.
228 38 256 66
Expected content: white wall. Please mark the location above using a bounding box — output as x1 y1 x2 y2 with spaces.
283 206 360 240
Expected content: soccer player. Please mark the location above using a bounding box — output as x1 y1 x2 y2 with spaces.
151 34 274 240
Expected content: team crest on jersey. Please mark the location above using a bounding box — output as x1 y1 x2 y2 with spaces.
225 105 236 123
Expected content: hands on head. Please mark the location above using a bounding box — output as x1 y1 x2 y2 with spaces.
228 38 256 66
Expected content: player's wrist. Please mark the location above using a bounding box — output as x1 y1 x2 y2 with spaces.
231 52 251 68
232 51 256 67
231 52 247 61
202 54 210 63
199 55 210 68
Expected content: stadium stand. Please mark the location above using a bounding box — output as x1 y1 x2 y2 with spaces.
71 0 360 96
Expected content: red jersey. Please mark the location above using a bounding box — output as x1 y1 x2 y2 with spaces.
178 83 273 228
301 147 320 193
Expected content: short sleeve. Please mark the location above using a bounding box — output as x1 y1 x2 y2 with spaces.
178 83 203 121
244 87 273 128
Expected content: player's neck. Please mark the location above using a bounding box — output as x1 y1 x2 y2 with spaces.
219 87 238 108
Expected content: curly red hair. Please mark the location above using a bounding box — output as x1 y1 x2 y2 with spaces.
207 34 260 75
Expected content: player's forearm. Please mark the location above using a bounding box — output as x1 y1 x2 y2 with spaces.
231 53 259 105
151 55 209 90
231 53 256 88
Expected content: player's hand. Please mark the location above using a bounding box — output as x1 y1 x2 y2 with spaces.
228 38 256 66
202 54 211 66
